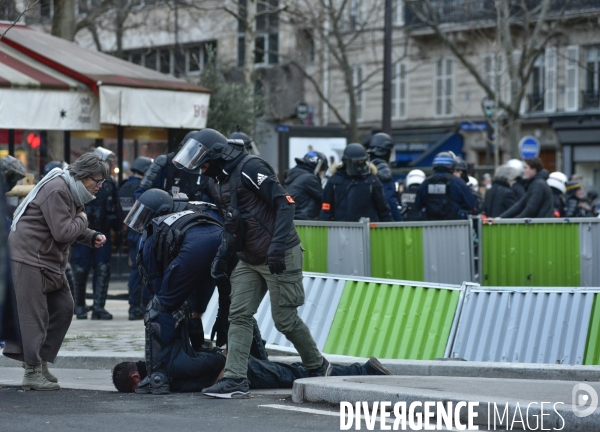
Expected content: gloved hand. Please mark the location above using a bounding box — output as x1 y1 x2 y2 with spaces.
211 256 229 282
211 314 229 347
267 242 286 275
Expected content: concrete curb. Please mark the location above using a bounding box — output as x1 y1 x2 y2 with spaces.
291 376 600 432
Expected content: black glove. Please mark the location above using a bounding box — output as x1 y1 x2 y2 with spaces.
267 241 286 275
211 314 229 347
211 256 229 282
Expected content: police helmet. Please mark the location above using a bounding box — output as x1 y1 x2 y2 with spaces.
432 152 457 170
547 171 568 194
124 189 174 233
43 160 68 177
506 159 524 177
229 131 260 156
367 133 394 159
131 156 153 176
453 157 468 172
0 155 26 190
92 146 116 162
295 151 329 175
173 128 245 173
467 176 479 192
179 130 199 150
343 143 370 177
406 169 426 188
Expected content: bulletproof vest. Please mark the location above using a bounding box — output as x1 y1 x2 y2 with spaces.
118 177 140 212
209 155 299 265
151 203 222 270
85 177 118 231
400 185 421 221
423 173 455 221
165 153 205 200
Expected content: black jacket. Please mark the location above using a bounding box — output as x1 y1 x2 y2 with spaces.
209 155 300 265
565 193 593 218
84 176 122 234
500 170 554 218
284 164 322 220
550 188 566 217
319 163 393 222
484 179 517 217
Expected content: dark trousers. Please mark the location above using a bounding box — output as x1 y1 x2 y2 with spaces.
3 261 73 365
127 237 145 308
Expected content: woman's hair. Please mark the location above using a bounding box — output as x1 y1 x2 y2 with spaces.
494 165 518 183
523 157 543 173
67 153 109 180
112 362 138 393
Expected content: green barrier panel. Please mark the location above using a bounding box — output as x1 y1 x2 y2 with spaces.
296 225 328 273
584 294 600 365
370 226 424 280
324 280 460 359
482 223 580 286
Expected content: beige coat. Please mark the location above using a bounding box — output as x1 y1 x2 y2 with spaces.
9 176 95 273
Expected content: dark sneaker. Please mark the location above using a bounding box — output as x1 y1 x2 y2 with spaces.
202 378 250 399
91 308 113 320
366 357 391 375
134 373 170 395
308 358 333 378
128 306 144 321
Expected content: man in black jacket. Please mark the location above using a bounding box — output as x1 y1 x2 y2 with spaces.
284 151 328 220
483 165 518 217
172 129 330 399
366 133 402 221
499 158 554 219
320 144 393 222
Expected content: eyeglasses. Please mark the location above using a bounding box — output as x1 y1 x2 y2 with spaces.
89 176 105 186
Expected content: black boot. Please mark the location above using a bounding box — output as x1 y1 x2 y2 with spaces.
91 261 113 320
72 264 89 320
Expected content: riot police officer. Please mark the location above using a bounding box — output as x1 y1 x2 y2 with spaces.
124 189 225 394
284 151 328 220
415 152 477 220
367 133 402 221
228 130 260 155
400 169 426 221
118 156 153 320
71 147 123 320
135 131 211 202
173 128 329 399
320 144 393 222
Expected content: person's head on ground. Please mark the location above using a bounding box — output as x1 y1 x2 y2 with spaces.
112 362 143 393
522 157 543 180
68 152 109 195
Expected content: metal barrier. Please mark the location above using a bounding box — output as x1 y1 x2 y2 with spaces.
202 273 465 360
447 285 600 365
479 218 600 287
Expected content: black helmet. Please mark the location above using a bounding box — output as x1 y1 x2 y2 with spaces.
342 143 370 177
228 131 260 155
432 151 456 170
173 128 244 174
295 151 329 175
131 156 153 175
92 146 116 162
178 130 199 150
367 133 394 159
1 155 26 190
124 189 174 233
453 157 467 172
43 160 67 177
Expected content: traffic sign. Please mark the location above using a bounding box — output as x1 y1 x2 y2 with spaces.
481 96 496 118
296 103 309 120
518 136 541 159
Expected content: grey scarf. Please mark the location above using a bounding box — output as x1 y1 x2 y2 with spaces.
11 168 95 232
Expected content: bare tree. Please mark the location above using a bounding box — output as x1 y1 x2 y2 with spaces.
281 0 406 142
0 0 38 40
406 0 572 159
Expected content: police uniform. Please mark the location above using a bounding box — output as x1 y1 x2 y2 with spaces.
415 170 477 220
400 184 422 221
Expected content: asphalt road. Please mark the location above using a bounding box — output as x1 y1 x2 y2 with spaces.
0 386 517 432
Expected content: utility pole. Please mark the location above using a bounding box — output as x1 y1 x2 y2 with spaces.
382 0 392 135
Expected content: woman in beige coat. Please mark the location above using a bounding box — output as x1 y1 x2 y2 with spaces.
3 153 108 390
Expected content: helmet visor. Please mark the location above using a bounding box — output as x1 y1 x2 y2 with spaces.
346 159 370 176
173 138 210 171
124 200 156 233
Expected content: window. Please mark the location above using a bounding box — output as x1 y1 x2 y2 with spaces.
186 42 216 75
348 0 363 30
392 61 407 120
544 47 557 112
144 49 157 71
435 58 453 117
349 65 364 121
529 53 545 112
40 0 52 19
238 0 279 67
159 48 171 74
584 46 600 109
565 45 579 112
392 0 404 26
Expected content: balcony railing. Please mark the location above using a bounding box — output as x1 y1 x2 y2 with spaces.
405 0 600 28
581 90 600 110
527 93 545 112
